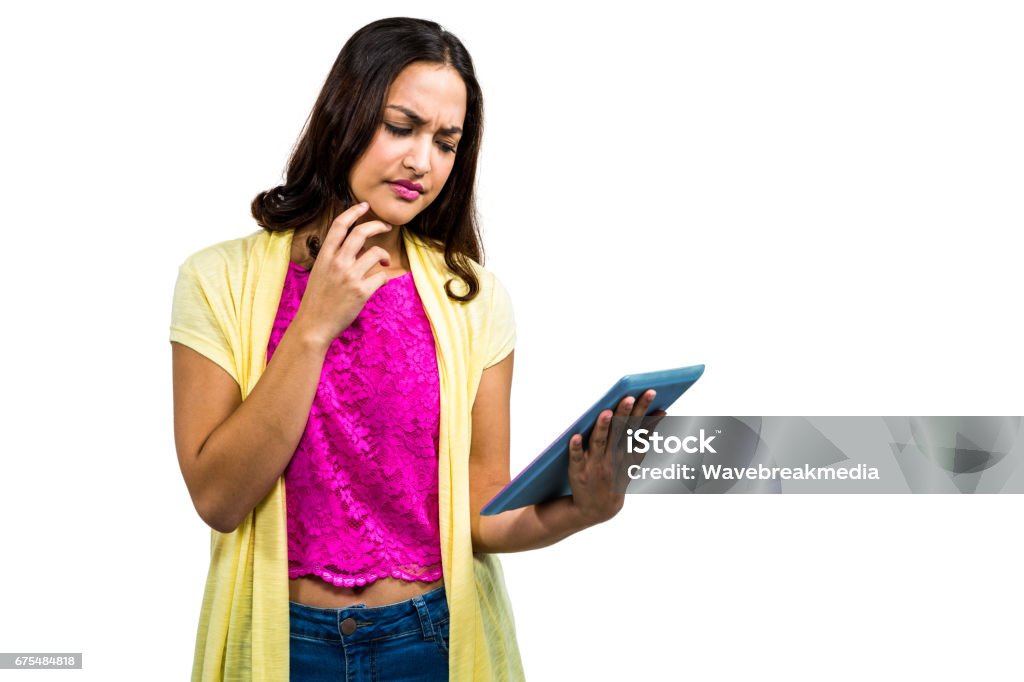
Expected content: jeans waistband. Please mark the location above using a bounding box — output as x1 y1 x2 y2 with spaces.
288 584 448 645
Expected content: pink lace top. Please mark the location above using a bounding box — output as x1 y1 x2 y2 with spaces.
266 261 443 588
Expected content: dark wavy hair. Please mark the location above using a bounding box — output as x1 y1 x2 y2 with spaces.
251 17 485 301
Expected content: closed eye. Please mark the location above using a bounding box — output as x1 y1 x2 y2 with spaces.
384 122 458 155
384 123 412 137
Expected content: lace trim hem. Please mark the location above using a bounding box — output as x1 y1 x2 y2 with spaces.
289 566 444 588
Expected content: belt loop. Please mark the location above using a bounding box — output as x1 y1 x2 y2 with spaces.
412 594 435 640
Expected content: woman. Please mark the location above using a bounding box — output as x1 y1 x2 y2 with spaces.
170 17 659 681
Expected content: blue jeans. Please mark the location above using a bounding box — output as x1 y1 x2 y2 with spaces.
289 584 450 681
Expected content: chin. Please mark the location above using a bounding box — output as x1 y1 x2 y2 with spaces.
369 197 432 226
371 209 417 227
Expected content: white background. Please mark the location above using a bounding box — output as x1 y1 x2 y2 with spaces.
1 1 1021 680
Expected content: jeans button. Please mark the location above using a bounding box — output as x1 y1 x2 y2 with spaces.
341 617 357 635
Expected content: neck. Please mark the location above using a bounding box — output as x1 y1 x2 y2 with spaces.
292 216 410 274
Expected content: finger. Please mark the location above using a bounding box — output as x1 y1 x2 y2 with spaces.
363 270 390 295
320 202 371 254
615 396 636 416
612 394 644 438
337 220 394 263
642 409 668 433
589 410 612 456
569 434 585 466
608 412 632 472
350 246 393 279
630 389 657 418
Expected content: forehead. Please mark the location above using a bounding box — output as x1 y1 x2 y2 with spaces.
385 62 467 128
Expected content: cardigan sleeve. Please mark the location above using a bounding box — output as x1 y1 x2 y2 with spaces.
169 259 240 386
482 272 516 369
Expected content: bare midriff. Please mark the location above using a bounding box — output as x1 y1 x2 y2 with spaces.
289 574 444 608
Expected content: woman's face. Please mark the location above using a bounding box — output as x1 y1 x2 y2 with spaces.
348 61 468 226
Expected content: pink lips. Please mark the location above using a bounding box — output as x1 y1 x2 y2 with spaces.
388 180 423 201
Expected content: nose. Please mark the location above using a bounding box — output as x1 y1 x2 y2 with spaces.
403 136 432 176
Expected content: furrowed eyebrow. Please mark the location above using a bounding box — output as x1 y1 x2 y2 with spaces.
385 104 463 136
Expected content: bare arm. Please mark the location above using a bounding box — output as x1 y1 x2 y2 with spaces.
469 351 589 553
172 323 330 533
172 203 393 533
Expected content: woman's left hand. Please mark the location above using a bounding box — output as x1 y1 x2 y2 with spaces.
567 390 666 529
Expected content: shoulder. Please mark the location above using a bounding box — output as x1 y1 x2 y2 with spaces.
449 252 515 331
463 256 506 304
178 230 266 278
466 257 514 316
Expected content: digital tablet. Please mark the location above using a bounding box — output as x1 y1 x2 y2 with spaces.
481 364 705 515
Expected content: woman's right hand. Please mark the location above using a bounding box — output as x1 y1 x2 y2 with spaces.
291 201 394 348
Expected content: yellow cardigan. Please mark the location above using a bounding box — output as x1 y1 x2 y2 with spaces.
170 226 525 681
